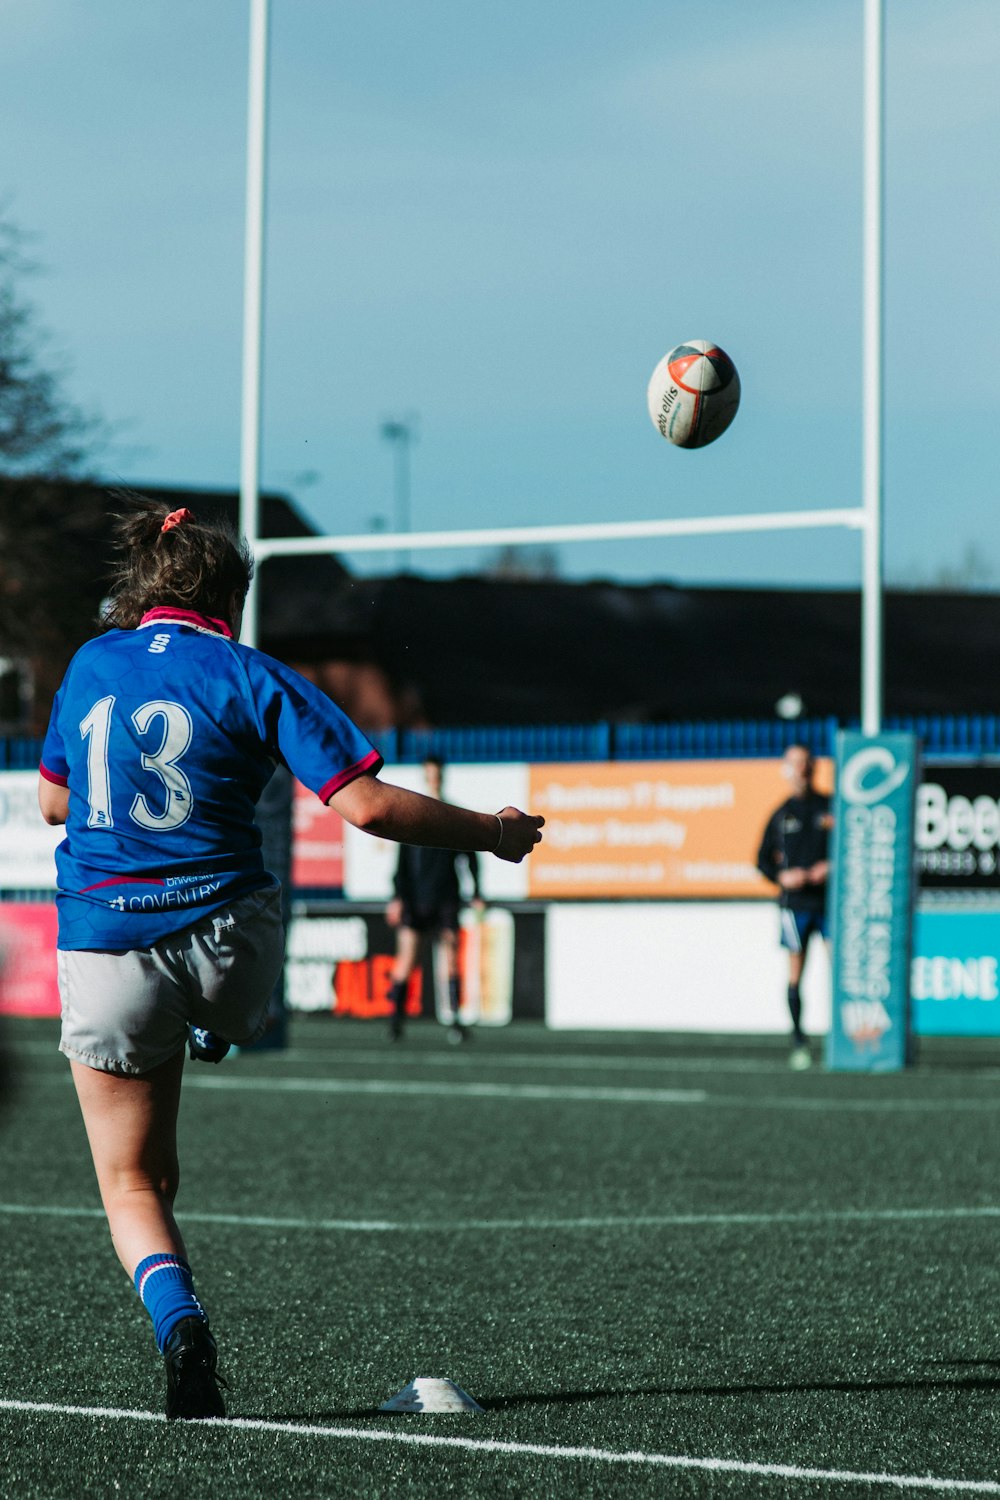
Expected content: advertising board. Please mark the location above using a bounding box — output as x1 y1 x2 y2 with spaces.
911 907 1000 1036
915 766 1000 889
546 900 819 1033
291 778 345 890
0 771 61 890
526 758 833 900
12 758 1000 906
0 903 60 1016
341 763 530 902
2 893 1000 1038
286 905 542 1023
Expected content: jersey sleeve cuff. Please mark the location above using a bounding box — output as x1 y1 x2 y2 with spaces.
318 748 384 803
39 762 69 787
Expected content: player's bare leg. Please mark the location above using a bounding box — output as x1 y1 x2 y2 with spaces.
70 1052 186 1275
70 1052 225 1418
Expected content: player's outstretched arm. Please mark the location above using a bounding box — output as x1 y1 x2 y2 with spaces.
329 772 544 864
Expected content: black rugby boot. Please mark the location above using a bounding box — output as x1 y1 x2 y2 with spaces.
164 1318 227 1421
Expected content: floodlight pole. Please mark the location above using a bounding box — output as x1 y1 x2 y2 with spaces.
380 417 416 572
861 0 884 735
239 0 270 651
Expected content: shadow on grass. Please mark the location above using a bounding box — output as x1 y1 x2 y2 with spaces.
485 1369 1000 1410
264 1363 1000 1424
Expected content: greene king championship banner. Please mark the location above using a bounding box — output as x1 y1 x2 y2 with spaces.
828 732 920 1071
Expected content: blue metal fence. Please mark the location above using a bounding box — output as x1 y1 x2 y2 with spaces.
383 716 1000 763
387 722 613 764
612 717 841 761
0 737 44 770
7 716 1000 769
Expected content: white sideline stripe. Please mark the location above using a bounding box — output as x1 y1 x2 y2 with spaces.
0 1399 995 1493
45 1039 1000 1084
2 1202 1000 1234
14 1040 771 1071
26 1071 1000 1111
19 1039 1000 1086
183 1076 708 1104
243 1049 800 1075
178 1077 1000 1112
710 1095 1000 1114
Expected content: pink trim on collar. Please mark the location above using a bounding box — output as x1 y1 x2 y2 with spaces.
139 607 234 638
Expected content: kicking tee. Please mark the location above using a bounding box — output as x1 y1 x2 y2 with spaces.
40 609 382 951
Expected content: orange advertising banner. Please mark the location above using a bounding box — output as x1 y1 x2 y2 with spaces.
527 758 833 899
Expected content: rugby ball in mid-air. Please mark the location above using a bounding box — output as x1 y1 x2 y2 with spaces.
647 340 740 449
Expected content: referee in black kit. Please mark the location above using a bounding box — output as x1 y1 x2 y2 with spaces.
756 744 833 1069
386 756 484 1043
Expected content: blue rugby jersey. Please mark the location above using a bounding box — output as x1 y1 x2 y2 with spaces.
40 609 382 950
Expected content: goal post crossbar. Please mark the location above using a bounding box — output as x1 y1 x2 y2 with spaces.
252 506 868 562
244 505 879 730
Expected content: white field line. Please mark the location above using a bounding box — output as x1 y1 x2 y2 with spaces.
225 1047 833 1075
0 1398 995 1494
4 1038 793 1064
25 1070 1000 1110
183 1076 708 1103
25 1067 1000 1111
8 1039 810 1076
2 1202 999 1235
235 1048 810 1076
171 1076 1000 1111
18 1038 1000 1084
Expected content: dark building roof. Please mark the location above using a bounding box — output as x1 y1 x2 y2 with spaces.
263 572 1000 725
4 473 996 730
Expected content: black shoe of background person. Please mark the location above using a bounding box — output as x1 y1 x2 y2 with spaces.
164 1318 227 1421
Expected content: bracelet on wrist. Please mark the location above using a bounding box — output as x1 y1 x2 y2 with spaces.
493 813 504 852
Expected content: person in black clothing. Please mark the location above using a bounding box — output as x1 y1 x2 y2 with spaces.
756 745 832 1069
386 757 484 1042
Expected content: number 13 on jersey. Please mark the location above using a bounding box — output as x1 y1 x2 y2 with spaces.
80 696 195 832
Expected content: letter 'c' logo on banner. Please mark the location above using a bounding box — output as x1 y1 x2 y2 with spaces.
840 746 910 806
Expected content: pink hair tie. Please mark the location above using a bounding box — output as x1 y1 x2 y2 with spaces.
161 508 194 533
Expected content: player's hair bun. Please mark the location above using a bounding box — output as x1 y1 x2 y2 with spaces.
102 489 253 631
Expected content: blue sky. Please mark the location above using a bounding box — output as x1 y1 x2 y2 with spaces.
4 0 998 587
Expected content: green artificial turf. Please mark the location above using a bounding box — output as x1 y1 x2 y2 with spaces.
1 1016 999 1498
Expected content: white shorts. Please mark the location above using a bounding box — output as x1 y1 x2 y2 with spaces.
58 886 285 1077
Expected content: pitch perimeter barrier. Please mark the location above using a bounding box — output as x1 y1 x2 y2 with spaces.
7 715 1000 771
0 738 44 770
6 734 1000 1038
371 716 1000 763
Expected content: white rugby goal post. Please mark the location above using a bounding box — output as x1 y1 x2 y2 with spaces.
238 0 885 735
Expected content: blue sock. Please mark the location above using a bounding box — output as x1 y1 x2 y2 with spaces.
133 1253 208 1352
